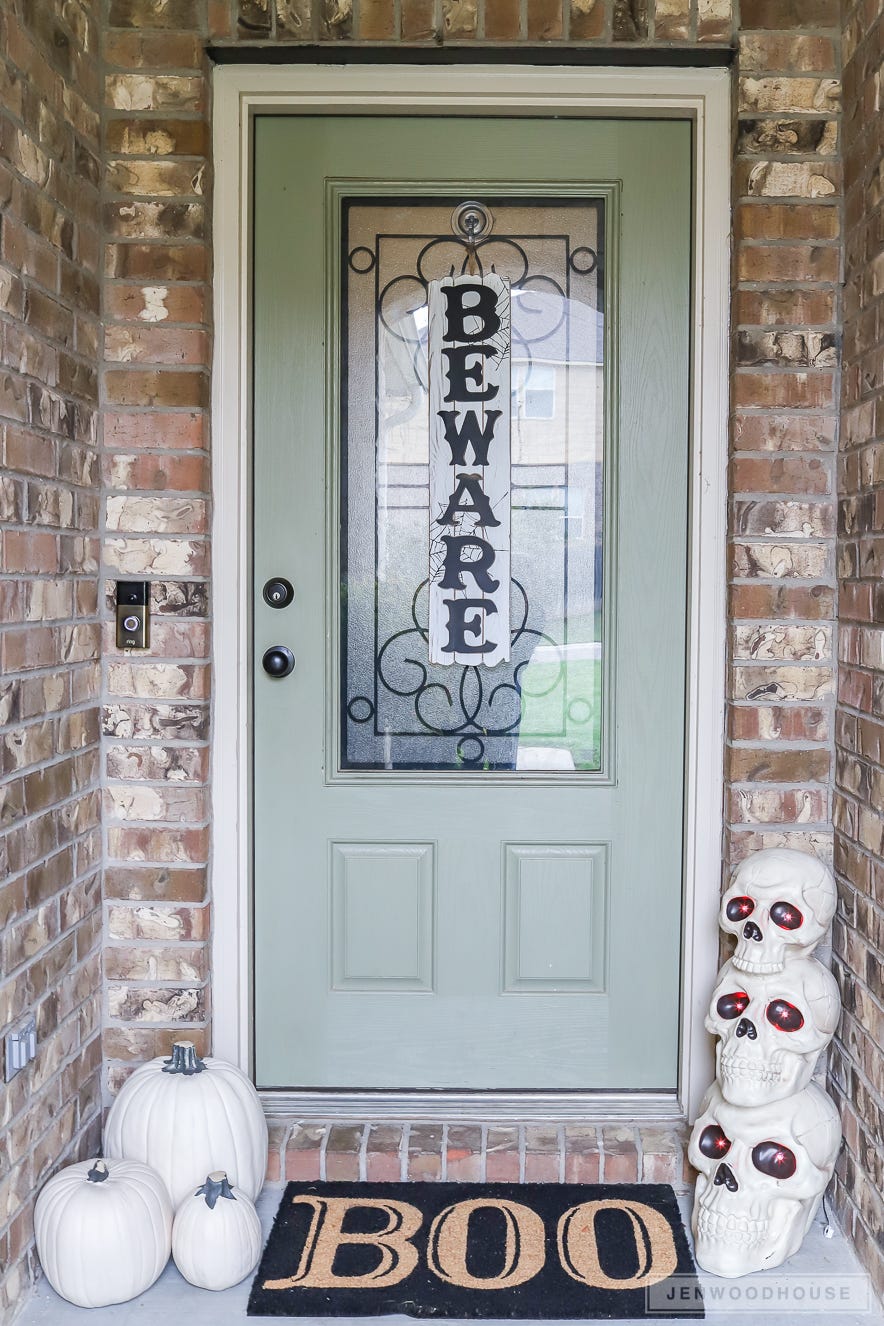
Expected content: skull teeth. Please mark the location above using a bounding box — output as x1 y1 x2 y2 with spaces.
721 1059 783 1083
697 1207 768 1247
732 956 784 974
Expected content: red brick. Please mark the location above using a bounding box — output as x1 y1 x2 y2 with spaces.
326 1125 363 1180
732 455 831 495
104 30 204 67
570 4 605 38
738 245 840 284
365 1125 402 1181
104 283 208 325
485 1127 520 1182
601 1128 639 1182
103 368 209 408
526 0 563 39
730 705 830 742
735 203 840 242
733 372 836 410
407 1124 443 1181
400 0 436 38
358 0 395 37
739 0 839 26
733 413 836 451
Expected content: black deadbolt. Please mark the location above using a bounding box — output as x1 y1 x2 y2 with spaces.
262 646 295 678
262 577 294 609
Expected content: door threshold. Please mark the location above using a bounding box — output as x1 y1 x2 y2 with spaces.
259 1089 684 1123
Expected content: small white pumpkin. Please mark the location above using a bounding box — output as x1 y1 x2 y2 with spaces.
34 1158 172 1308
172 1171 263 1291
105 1040 268 1208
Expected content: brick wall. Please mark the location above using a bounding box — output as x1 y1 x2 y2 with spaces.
829 1 884 1304
10 0 884 1313
0 1 103 1321
101 11 212 1088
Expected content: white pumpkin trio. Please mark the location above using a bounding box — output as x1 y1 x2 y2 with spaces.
34 1042 268 1309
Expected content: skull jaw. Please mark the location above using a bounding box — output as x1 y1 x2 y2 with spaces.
731 938 821 974
731 945 785 975
692 1188 823 1279
716 1045 815 1107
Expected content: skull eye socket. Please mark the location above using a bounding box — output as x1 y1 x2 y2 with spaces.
699 1125 731 1159
766 999 805 1032
716 991 750 1020
770 900 804 931
752 1141 797 1179
726 895 755 922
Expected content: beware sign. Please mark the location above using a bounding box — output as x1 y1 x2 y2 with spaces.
427 274 511 667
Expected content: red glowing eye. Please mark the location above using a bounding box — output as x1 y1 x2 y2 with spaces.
752 1141 797 1179
726 896 755 922
770 901 804 931
766 999 805 1032
699 1125 731 1159
716 992 750 1020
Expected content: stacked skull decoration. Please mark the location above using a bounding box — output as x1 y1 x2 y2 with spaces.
690 848 842 1277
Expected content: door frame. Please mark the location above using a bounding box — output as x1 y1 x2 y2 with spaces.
211 63 730 1122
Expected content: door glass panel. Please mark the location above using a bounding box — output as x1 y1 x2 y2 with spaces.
341 197 606 773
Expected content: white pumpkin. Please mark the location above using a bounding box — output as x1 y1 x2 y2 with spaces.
105 1041 268 1208
34 1158 172 1308
172 1170 263 1291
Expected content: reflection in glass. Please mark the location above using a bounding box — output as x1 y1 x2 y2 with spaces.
341 199 605 772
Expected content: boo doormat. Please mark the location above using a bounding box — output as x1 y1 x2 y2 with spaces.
248 1181 703 1319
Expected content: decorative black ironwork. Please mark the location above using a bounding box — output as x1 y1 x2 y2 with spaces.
373 578 563 740
341 198 604 771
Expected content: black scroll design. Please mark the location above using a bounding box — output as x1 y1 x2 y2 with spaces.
372 580 564 738
343 200 604 765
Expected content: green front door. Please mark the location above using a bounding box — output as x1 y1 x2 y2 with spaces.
253 115 691 1090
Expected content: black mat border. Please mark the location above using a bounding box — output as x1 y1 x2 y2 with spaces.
248 1180 704 1320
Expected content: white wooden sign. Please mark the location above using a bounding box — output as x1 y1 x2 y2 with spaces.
428 273 511 667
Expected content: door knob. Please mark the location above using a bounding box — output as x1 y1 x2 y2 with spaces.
262 646 295 678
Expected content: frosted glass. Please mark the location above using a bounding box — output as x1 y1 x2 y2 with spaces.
341 198 605 772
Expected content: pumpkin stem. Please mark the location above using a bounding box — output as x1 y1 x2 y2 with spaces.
195 1171 236 1209
162 1040 206 1075
87 1160 109 1183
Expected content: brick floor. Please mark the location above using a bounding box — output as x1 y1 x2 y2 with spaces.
266 1117 691 1189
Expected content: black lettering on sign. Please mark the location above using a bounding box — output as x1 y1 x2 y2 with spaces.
441 346 500 403
437 409 502 466
438 536 500 593
428 273 511 667
443 598 498 655
441 281 503 343
438 473 502 529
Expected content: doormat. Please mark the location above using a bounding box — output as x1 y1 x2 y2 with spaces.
248 1181 703 1319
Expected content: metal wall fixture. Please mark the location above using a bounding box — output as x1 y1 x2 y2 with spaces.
5 1015 37 1082
116 580 151 650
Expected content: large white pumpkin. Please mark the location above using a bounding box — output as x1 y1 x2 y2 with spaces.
35 1159 172 1308
104 1040 268 1208
172 1171 263 1291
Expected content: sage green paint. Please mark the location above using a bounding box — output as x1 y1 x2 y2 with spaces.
253 115 691 1089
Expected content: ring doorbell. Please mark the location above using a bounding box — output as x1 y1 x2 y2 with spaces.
116 581 150 650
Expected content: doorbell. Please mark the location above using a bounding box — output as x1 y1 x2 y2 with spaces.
115 581 150 650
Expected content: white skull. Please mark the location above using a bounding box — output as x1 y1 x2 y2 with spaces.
689 1081 840 1277
720 849 836 973
706 957 840 1106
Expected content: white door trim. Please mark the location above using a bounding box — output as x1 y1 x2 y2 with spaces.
211 63 730 1122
